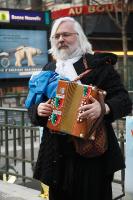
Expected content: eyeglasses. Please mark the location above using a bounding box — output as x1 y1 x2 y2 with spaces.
52 32 78 40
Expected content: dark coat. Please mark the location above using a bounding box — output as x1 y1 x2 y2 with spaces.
28 53 132 190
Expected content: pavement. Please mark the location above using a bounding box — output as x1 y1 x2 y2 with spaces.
0 180 46 200
1 179 133 200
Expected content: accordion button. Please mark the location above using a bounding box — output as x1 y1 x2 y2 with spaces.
90 135 95 140
80 133 84 138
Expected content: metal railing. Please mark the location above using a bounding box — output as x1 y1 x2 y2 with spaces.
0 94 27 108
0 107 40 184
0 107 127 199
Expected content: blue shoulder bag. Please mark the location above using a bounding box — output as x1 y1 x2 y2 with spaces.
25 71 68 108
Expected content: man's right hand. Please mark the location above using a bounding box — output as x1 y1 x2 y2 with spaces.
37 99 53 117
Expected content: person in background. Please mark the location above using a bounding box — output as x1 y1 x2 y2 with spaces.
27 17 132 200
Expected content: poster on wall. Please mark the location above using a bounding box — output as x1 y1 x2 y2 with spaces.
0 28 48 78
125 116 133 200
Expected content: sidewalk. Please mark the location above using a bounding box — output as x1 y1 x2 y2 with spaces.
0 179 132 200
0 180 46 200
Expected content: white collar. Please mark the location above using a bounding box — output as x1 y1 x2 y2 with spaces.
55 56 82 83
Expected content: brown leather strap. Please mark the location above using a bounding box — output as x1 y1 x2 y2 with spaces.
74 55 92 81
83 55 89 70
85 91 106 140
74 69 92 81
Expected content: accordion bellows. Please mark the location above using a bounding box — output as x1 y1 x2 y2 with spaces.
47 80 105 138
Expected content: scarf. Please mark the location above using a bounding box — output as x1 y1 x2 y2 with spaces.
55 56 82 83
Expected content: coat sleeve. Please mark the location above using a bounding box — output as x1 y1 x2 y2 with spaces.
28 104 49 127
103 65 132 123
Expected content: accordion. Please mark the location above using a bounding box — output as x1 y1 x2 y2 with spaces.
47 80 106 138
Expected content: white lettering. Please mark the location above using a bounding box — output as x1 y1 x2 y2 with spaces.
11 15 41 22
11 15 24 20
24 16 41 21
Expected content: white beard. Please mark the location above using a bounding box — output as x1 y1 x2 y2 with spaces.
55 46 83 60
55 48 70 60
53 40 83 60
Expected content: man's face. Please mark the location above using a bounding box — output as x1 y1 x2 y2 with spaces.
53 21 79 59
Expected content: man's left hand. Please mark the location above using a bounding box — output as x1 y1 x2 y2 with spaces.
78 96 101 121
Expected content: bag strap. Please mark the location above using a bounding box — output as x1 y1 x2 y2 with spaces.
85 91 106 140
74 69 92 81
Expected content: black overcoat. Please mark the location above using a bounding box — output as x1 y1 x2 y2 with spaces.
28 53 132 193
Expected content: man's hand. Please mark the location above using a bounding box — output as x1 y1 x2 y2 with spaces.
37 99 53 117
78 96 102 121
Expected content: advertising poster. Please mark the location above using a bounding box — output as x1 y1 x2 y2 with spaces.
0 28 48 78
125 116 133 200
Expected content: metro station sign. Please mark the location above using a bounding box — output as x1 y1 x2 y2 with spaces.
0 9 51 25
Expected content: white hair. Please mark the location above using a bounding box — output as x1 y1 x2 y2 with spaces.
49 17 94 59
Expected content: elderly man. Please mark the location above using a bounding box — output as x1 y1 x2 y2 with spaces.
28 17 132 200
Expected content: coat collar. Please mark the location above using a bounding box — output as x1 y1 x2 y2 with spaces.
73 53 95 76
73 52 117 75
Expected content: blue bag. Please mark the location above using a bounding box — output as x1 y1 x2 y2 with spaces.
25 71 69 108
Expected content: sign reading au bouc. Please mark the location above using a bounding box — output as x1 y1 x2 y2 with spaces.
51 3 133 19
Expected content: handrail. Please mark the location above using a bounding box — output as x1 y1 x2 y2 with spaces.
0 107 27 111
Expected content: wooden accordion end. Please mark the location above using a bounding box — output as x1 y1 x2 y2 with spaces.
47 80 106 138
